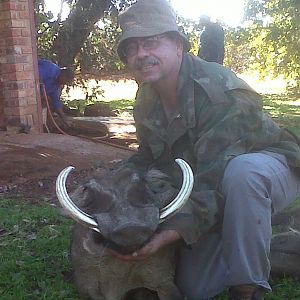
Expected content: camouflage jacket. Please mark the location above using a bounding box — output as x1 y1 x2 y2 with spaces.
127 53 300 245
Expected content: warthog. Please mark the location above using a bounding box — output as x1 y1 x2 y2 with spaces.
56 159 194 300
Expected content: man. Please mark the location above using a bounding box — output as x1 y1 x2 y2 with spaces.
38 59 74 128
198 15 225 65
114 0 300 299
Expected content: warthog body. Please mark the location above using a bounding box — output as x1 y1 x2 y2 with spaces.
61 164 187 300
71 224 180 300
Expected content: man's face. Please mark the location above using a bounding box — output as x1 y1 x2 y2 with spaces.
123 34 183 84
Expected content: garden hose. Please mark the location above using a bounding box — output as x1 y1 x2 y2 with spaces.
40 84 136 152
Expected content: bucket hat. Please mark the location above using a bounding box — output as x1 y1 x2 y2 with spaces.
117 0 190 61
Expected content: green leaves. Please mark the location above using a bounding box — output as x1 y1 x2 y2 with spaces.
242 0 300 93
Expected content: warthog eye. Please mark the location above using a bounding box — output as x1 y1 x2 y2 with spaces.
82 184 114 213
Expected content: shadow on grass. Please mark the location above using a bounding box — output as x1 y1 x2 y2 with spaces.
263 94 300 136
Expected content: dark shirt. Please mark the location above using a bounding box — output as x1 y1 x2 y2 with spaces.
198 22 225 64
38 59 63 110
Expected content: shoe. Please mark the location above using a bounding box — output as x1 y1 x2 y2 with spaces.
229 284 265 300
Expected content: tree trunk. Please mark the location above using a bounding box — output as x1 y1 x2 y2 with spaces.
51 0 109 67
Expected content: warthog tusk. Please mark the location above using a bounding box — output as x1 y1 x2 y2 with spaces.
56 166 100 233
159 159 194 222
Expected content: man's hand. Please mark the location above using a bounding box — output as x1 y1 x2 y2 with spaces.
111 230 181 261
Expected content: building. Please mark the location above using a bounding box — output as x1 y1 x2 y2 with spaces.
0 0 42 132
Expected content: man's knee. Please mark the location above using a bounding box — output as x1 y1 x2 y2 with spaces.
222 154 270 196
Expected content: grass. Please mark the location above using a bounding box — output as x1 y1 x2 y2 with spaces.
66 98 136 115
262 94 300 136
1 93 300 299
0 198 77 299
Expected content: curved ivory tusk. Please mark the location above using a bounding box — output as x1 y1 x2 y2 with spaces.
56 166 100 233
159 158 194 223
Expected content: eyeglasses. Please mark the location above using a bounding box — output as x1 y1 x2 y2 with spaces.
122 34 168 58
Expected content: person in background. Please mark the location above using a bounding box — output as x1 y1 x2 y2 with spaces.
113 0 300 299
198 15 225 65
38 59 74 128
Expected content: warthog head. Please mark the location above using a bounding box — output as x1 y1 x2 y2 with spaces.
56 159 193 254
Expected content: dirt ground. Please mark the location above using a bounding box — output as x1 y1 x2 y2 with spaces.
0 130 134 202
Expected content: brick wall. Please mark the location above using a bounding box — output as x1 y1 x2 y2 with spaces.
0 0 42 132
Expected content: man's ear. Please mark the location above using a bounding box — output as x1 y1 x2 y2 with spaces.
176 38 184 57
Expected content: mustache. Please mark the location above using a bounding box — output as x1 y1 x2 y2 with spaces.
134 57 159 70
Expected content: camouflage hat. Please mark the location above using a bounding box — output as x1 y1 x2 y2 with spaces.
117 0 190 61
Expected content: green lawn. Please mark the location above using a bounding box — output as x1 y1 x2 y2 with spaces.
0 198 77 299
1 93 300 299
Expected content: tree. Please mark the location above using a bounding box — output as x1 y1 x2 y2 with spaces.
35 0 136 69
244 0 300 93
51 0 109 67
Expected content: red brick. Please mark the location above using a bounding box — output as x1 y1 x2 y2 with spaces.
21 88 34 98
16 3 27 11
5 36 31 46
5 80 34 91
3 89 35 101
0 55 16 64
9 11 19 20
13 64 25 72
1 28 23 37
4 106 21 116
23 63 33 72
19 10 29 19
0 2 28 14
15 54 32 63
21 28 30 37
13 71 34 81
0 2 15 12
0 20 12 29
10 19 27 27
27 96 38 105
20 45 32 54
4 99 20 107
7 117 22 126
3 90 19 99
0 11 11 20
19 105 37 115
11 28 22 36
0 64 16 74
1 46 23 55
0 3 7 11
